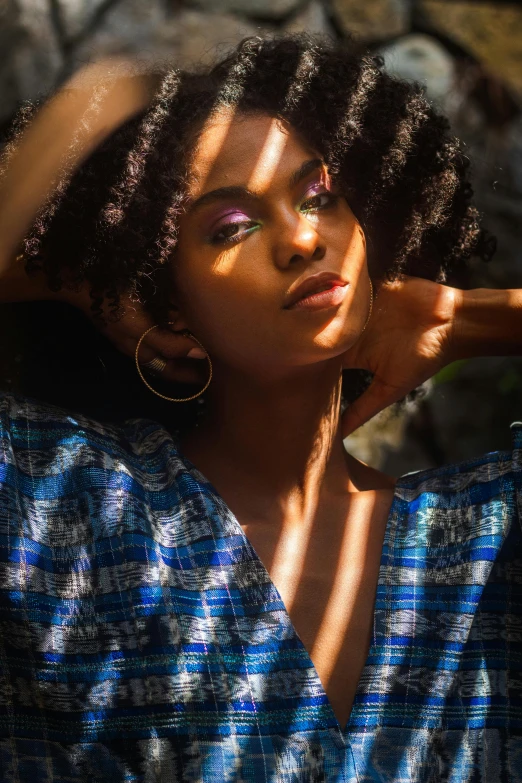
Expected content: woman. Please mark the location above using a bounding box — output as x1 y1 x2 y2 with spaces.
0 35 521 782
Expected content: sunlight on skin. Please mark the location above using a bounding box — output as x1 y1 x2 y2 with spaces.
310 492 378 684
268 490 323 611
186 110 255 279
190 113 291 279
177 110 371 376
272 383 345 595
309 222 369 352
0 59 151 272
190 109 236 198
269 526 312 608
210 112 371 351
246 116 289 193
214 117 290 277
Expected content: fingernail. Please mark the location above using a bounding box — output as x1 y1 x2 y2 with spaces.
187 347 207 359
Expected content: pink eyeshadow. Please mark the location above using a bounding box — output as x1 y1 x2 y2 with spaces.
203 209 251 235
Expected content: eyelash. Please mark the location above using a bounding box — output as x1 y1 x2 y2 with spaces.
209 191 339 246
301 191 338 213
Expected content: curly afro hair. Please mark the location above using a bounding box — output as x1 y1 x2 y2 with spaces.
4 34 495 432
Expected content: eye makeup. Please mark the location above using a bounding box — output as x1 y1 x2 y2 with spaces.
206 209 259 246
302 181 330 200
201 171 339 247
209 209 252 231
300 179 339 211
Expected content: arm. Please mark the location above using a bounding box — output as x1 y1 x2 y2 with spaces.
0 63 206 383
1 257 68 303
0 259 207 384
452 287 522 360
0 61 151 277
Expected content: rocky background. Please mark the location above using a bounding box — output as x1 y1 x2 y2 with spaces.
1 0 522 475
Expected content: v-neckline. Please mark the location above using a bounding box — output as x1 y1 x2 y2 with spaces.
176 446 404 740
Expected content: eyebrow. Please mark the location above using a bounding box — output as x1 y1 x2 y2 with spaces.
187 158 324 213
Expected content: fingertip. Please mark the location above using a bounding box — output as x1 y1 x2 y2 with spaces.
187 347 207 360
149 331 200 361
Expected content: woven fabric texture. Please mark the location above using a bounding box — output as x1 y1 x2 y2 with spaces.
0 392 521 782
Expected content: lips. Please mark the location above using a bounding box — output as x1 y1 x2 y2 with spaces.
283 271 348 309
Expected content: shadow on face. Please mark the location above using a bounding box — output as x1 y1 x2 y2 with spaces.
171 109 372 383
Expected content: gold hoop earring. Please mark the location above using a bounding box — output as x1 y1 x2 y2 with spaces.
135 323 212 403
360 278 373 334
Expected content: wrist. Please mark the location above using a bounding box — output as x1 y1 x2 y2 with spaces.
451 287 522 360
0 260 61 304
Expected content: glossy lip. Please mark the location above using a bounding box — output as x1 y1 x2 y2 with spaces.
283 271 348 309
288 284 348 311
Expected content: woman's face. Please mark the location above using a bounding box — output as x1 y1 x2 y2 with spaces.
173 110 371 380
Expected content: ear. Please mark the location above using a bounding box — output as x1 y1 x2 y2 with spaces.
166 301 192 334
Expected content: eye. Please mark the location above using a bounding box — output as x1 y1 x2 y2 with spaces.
210 221 258 246
301 191 338 212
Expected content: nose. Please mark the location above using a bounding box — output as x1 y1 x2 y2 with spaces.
273 211 326 270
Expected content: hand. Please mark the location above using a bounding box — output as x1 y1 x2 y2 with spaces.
66 286 209 387
340 274 459 437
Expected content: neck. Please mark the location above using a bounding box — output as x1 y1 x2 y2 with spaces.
179 359 360 526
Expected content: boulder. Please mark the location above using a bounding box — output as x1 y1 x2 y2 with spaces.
188 0 301 21
377 34 457 109
331 0 410 41
418 1 522 101
55 0 108 41
155 10 263 68
71 0 169 69
285 1 334 37
0 0 62 122
72 6 262 72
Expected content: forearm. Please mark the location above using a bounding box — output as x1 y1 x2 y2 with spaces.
0 258 62 303
0 258 92 316
452 287 522 360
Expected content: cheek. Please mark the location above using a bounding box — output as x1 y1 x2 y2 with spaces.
334 204 365 250
175 257 273 346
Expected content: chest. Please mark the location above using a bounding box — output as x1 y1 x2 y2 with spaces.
240 489 394 732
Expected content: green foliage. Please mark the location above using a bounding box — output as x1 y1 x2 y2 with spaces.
433 359 522 396
498 367 522 395
433 359 468 385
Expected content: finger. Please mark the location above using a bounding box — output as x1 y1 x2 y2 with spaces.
133 337 209 387
131 328 206 363
137 356 209 388
341 379 403 438
134 353 209 387
146 328 208 361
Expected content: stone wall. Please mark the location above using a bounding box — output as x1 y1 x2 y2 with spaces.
1 0 521 474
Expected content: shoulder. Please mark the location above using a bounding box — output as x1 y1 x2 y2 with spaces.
396 421 522 500
386 423 522 560
344 451 397 491
0 390 175 468
0 389 119 438
0 391 202 544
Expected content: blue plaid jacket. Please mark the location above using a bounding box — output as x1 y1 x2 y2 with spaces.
0 391 521 782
